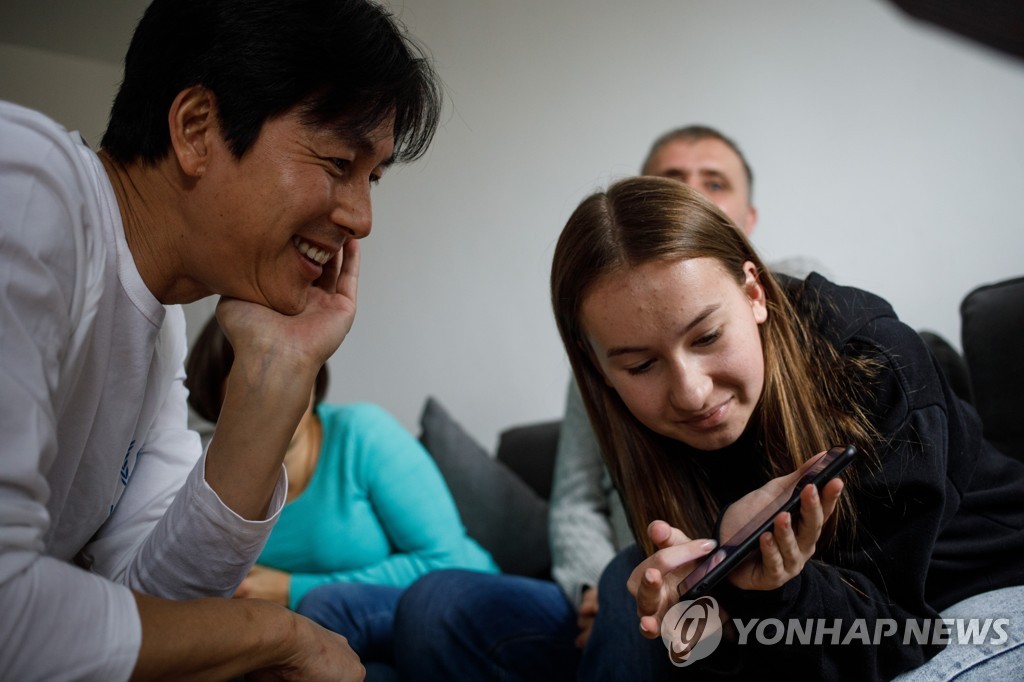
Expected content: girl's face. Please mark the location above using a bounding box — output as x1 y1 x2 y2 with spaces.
581 257 768 451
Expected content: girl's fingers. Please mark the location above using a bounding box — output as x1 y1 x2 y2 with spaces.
771 512 805 574
639 614 662 640
628 534 718 639
795 484 825 551
647 519 692 549
759 530 786 580
633 567 671 640
819 478 845 520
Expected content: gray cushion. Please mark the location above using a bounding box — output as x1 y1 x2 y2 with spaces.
418 397 551 577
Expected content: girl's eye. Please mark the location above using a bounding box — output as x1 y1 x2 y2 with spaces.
695 330 721 347
626 360 654 376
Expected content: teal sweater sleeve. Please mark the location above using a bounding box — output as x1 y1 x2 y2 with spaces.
257 403 498 610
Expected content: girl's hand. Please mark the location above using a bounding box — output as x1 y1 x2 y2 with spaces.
718 454 845 592
628 521 717 639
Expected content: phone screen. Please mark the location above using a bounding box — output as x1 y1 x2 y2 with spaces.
678 444 857 601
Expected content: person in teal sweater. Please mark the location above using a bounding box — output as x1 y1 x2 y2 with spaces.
185 315 497 675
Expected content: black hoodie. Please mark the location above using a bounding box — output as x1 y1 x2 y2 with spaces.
692 273 1024 681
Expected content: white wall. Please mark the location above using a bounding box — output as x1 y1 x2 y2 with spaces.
3 0 1023 450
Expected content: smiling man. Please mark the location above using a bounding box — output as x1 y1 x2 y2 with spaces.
0 0 439 679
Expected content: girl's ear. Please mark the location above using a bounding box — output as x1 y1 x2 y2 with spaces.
742 261 768 324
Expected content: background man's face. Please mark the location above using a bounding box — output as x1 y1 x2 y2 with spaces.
643 138 758 235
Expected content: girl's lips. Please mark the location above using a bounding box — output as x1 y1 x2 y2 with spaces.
681 398 731 431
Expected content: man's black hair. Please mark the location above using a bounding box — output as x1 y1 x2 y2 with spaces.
101 0 441 165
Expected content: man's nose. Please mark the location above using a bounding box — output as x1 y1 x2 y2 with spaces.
331 184 373 239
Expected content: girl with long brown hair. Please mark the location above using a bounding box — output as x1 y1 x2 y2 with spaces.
552 176 1024 680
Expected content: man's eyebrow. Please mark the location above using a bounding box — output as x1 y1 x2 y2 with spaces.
697 169 729 183
605 304 720 358
341 132 396 169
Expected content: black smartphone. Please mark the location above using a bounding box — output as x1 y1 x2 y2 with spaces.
678 444 857 601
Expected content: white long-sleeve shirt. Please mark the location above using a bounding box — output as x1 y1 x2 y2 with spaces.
0 100 285 681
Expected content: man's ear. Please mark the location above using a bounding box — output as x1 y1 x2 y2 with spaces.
168 86 218 178
743 204 759 237
742 260 768 324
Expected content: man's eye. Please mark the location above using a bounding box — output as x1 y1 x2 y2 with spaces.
331 158 350 172
626 360 654 376
706 181 724 192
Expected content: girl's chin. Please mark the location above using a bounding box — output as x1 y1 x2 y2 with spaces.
671 423 745 452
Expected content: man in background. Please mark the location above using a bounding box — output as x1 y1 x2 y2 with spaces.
641 125 758 234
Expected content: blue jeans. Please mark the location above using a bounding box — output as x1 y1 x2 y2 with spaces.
580 545 673 681
892 585 1024 681
295 582 403 678
393 569 580 681
583 545 1024 681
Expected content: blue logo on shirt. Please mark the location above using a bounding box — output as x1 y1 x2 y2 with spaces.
120 440 136 486
110 440 137 515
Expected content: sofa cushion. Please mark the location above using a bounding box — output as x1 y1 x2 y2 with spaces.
960 275 1024 461
418 397 551 577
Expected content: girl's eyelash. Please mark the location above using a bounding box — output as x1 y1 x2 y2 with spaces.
696 330 721 346
627 361 653 376
622 329 721 375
